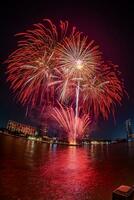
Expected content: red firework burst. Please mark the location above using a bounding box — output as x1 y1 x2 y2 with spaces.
6 19 78 107
50 102 91 144
55 33 125 120
80 62 126 119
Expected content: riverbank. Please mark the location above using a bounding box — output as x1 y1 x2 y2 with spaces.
0 129 128 147
0 130 81 146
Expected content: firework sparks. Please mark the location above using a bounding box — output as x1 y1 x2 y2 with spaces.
54 33 103 105
56 33 102 80
80 62 125 119
55 33 125 120
50 102 91 144
6 19 78 107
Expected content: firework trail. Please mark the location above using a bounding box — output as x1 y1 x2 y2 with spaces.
74 80 80 141
50 102 91 144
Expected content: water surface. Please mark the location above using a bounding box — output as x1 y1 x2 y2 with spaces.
0 134 134 200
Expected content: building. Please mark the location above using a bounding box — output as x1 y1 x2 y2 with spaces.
7 120 36 136
126 119 134 140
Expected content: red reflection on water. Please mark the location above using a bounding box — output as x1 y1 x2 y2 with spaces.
40 146 97 200
1 136 129 200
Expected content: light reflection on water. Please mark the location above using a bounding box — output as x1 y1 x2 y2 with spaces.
40 146 97 200
0 134 134 200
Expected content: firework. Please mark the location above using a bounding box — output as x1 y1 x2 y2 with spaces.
56 33 102 78
55 33 103 101
50 102 91 144
6 19 78 107
55 33 125 120
6 19 125 144
80 62 125 119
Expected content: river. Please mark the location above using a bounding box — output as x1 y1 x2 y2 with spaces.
0 134 134 200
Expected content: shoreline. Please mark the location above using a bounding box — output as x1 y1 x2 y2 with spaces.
0 131 128 147
0 131 81 146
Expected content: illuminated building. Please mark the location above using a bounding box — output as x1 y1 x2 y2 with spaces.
7 120 36 136
126 119 134 141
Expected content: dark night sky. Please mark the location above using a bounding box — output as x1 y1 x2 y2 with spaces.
0 1 134 139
